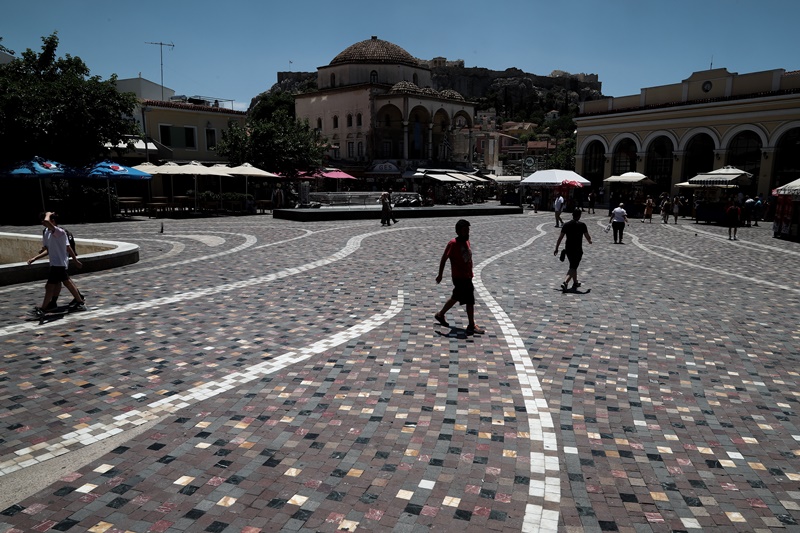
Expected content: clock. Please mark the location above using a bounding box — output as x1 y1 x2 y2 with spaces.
702 81 713 93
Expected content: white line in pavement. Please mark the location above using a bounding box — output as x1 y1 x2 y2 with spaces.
629 233 800 293
473 222 561 532
0 230 383 337
0 291 405 476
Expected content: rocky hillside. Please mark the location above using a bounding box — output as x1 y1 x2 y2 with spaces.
269 66 604 119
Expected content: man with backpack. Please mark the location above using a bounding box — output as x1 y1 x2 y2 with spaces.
27 212 86 317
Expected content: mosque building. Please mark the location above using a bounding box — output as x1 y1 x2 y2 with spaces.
294 36 476 177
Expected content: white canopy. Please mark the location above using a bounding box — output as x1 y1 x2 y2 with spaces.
688 166 752 186
605 172 656 185
776 177 800 196
218 162 279 178
522 169 590 186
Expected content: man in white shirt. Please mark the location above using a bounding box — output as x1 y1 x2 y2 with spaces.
553 194 565 227
27 212 85 317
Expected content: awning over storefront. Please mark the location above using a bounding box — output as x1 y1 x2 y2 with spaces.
426 174 461 182
490 175 522 183
688 166 752 186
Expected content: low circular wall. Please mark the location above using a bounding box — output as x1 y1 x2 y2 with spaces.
0 232 139 286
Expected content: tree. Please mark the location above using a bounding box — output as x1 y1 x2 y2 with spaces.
0 33 139 167
217 90 325 178
217 109 325 178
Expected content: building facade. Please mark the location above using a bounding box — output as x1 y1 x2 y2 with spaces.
294 37 476 174
574 68 800 197
115 76 246 164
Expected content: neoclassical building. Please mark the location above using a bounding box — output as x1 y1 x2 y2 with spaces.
574 68 800 196
294 37 475 174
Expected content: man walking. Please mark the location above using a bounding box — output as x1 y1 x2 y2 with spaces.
554 208 592 292
434 219 484 335
553 193 565 227
27 212 86 317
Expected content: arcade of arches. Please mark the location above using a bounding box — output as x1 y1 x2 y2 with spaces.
574 67 800 198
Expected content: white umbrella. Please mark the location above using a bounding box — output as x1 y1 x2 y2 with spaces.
604 172 656 185
222 162 280 198
522 169 590 186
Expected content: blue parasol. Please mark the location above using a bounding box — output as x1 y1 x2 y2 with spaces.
84 160 153 180
0 156 78 211
82 160 152 218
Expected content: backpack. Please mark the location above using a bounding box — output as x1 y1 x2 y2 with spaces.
64 228 76 255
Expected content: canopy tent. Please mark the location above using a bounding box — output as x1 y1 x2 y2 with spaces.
604 172 656 185
688 166 753 186
134 162 231 211
776 177 800 196
521 169 590 186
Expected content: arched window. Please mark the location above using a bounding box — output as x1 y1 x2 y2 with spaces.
583 140 605 190
316 118 322 130
612 138 637 175
645 137 674 190
356 113 362 127
333 115 339 129
370 70 378 84
347 114 353 128
727 131 761 194
684 134 715 181
773 128 800 189
413 73 418 85
330 73 336 88
384 114 391 128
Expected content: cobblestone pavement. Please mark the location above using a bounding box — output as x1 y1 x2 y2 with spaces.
1 211 799 533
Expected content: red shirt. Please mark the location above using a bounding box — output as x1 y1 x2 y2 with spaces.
444 237 473 279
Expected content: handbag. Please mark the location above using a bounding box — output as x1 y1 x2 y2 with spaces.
604 222 612 233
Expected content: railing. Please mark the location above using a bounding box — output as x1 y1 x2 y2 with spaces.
308 192 421 207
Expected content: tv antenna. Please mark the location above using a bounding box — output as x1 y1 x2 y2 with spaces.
146 41 175 100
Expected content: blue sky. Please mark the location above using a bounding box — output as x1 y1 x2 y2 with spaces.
2 0 797 111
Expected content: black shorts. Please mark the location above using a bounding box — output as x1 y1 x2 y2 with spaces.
566 251 583 270
47 266 69 284
451 278 475 305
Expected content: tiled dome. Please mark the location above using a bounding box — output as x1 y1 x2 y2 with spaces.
330 36 418 67
419 87 439 96
390 81 422 94
439 89 465 101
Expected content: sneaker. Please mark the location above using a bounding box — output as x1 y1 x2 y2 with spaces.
34 307 45 320
560 282 568 292
393 219 399 223
465 325 485 335
434 313 449 327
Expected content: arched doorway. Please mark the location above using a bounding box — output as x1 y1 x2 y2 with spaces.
645 136 674 191
612 138 637 175
727 131 761 195
683 133 715 180
772 128 800 189
583 140 605 191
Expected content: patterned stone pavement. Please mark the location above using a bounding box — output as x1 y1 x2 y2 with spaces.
0 209 799 533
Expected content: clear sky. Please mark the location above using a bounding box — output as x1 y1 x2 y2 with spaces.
2 0 797 111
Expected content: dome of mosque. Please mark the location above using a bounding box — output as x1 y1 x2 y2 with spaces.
389 81 422 94
330 36 419 67
439 89 465 101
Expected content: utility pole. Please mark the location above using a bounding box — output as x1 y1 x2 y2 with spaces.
145 41 174 100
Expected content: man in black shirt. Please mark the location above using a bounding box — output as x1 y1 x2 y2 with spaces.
553 208 593 292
